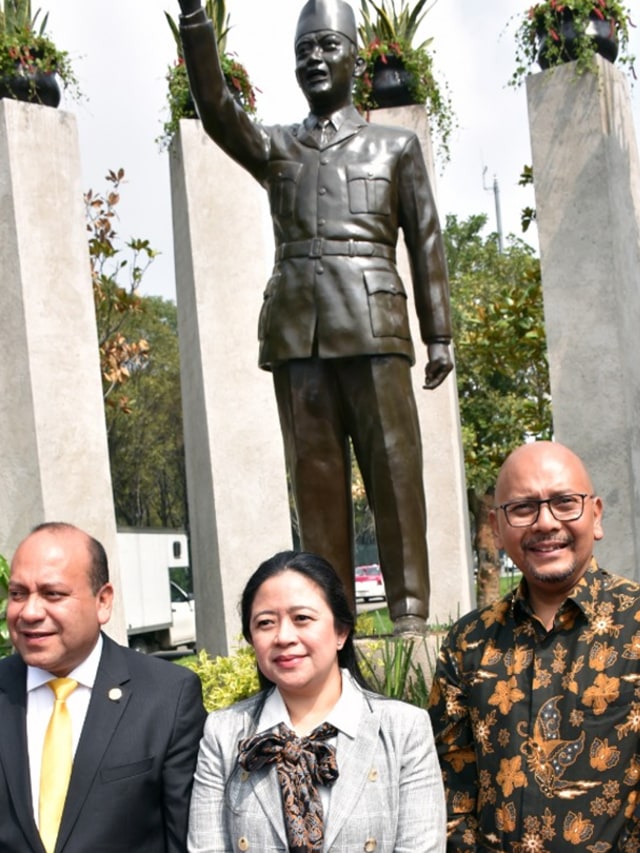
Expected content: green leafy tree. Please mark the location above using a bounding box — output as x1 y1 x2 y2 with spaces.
106 297 187 529
446 213 552 606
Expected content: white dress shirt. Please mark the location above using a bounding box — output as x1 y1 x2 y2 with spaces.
26 635 103 823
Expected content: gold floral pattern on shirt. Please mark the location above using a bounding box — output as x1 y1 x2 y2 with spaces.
589 738 621 771
496 756 526 797
428 563 640 852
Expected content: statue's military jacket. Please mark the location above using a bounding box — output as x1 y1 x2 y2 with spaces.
180 15 452 370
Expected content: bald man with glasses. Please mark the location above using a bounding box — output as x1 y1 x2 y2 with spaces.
428 440 640 852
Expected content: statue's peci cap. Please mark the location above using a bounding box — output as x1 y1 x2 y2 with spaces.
295 0 357 46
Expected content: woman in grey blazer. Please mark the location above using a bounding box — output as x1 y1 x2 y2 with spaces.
188 550 445 853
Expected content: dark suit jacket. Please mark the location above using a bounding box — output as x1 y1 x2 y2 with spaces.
180 15 452 370
0 634 206 853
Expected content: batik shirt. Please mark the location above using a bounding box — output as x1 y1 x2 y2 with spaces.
428 561 640 852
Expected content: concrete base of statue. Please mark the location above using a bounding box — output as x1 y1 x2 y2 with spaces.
0 100 126 641
372 106 474 626
527 57 640 580
170 120 292 656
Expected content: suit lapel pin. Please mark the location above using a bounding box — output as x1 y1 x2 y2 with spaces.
108 687 123 702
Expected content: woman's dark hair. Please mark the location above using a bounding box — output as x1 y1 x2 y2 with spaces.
241 550 370 691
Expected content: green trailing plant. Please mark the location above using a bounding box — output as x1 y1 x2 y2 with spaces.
0 553 11 659
159 0 258 149
0 0 81 102
518 163 537 232
354 0 455 165
509 0 636 87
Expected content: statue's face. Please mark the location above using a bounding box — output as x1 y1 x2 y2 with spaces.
294 29 363 113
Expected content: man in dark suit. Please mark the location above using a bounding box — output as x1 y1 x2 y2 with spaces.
0 521 206 853
178 0 453 633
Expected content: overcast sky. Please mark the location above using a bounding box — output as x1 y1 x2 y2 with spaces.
41 0 640 300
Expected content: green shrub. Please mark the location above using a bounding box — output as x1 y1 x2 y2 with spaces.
181 645 260 711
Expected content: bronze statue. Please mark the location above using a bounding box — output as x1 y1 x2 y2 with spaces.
177 0 453 634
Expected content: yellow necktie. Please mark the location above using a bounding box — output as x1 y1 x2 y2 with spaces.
39 677 78 853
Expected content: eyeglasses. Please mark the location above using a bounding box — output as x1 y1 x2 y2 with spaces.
496 493 594 528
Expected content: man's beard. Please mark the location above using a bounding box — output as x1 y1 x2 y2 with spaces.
521 533 577 585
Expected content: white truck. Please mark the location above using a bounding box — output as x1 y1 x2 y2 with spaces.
116 528 196 654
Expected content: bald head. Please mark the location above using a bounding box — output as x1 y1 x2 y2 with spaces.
495 441 595 506
22 522 109 593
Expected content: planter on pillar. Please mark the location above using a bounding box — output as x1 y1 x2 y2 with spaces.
510 1 634 87
537 12 619 69
0 64 60 107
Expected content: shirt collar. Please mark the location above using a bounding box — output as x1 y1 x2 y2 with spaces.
512 558 601 626
258 669 362 739
304 105 355 134
27 633 103 692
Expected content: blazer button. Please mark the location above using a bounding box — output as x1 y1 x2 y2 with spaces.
238 837 250 851
364 838 377 851
368 768 379 782
240 769 250 782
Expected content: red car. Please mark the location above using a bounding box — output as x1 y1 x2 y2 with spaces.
354 564 386 602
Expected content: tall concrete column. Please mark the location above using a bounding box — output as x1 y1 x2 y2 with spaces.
527 57 640 578
170 120 292 656
373 106 474 624
0 100 125 641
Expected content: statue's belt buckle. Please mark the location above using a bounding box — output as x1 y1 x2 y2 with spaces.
308 238 324 259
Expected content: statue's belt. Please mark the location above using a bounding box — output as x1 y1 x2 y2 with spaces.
275 238 396 262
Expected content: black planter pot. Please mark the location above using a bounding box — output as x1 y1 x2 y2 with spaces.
371 54 418 109
0 67 61 107
537 12 619 70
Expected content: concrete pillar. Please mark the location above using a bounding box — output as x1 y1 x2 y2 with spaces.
527 57 640 579
0 100 126 641
170 120 292 656
372 106 474 625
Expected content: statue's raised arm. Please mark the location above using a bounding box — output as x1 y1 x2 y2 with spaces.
177 0 268 174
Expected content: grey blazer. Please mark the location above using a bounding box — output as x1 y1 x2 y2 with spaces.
187 684 446 852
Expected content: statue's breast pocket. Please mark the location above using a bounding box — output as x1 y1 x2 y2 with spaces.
266 161 303 219
347 163 392 215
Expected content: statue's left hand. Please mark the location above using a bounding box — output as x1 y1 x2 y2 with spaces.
423 342 453 390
